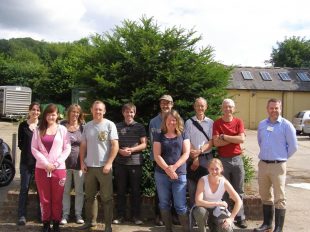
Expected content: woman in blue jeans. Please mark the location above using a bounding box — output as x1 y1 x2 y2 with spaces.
17 102 41 225
153 110 190 232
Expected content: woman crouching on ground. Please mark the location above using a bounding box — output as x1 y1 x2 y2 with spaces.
193 158 242 232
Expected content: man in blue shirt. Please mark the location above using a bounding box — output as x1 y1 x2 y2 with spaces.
254 98 297 232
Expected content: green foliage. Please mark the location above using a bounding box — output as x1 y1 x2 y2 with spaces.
76 16 231 124
0 37 93 106
141 143 156 197
242 155 255 183
268 36 310 68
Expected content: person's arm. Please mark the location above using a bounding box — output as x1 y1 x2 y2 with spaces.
170 139 190 172
224 179 242 222
221 133 245 144
213 134 230 147
79 140 87 172
286 122 298 158
53 128 71 168
103 139 119 174
127 136 147 153
195 177 228 208
31 128 50 168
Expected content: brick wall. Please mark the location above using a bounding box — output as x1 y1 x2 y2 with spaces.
0 190 262 222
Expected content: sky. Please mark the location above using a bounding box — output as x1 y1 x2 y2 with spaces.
0 0 310 67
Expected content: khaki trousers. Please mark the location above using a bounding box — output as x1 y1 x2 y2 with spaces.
258 161 286 209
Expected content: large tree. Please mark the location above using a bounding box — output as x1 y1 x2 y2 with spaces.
76 16 231 124
268 36 310 68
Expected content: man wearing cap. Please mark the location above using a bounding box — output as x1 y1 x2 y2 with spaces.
213 98 247 229
149 94 174 226
254 98 297 232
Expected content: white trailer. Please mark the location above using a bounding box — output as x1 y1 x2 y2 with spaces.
0 86 32 119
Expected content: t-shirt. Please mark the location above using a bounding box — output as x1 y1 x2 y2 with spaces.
213 117 244 158
154 132 189 175
115 121 146 165
82 119 118 167
66 127 83 169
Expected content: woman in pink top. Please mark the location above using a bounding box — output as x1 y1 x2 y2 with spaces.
193 158 242 232
31 103 71 232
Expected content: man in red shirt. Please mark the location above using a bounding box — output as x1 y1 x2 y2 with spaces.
213 98 247 228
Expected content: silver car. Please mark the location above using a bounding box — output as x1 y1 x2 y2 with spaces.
292 110 310 134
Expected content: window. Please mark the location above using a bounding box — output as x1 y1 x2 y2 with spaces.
297 72 310 81
260 71 272 81
278 72 291 81
241 71 253 80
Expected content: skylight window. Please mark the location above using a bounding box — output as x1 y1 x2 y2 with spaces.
260 71 272 81
278 72 291 81
297 72 310 81
241 71 253 80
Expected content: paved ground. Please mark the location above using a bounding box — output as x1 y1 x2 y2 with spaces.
1 121 310 231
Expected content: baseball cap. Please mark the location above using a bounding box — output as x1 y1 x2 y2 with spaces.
159 94 173 102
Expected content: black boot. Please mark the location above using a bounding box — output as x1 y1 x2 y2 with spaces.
160 210 173 232
273 208 285 232
53 221 60 232
42 221 51 232
178 213 190 232
254 204 274 232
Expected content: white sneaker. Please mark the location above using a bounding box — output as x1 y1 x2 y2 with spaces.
60 218 68 225
76 216 84 224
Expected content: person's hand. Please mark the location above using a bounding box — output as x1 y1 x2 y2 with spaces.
165 166 178 179
222 217 233 229
190 149 200 159
190 158 199 171
45 163 55 172
219 201 228 208
119 147 131 156
81 161 88 173
103 163 112 174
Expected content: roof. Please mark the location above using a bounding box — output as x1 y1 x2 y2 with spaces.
228 67 310 92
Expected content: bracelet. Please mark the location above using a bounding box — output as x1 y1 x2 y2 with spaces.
220 134 225 141
200 147 203 154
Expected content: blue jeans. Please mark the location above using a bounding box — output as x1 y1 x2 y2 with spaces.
155 171 187 215
18 163 40 218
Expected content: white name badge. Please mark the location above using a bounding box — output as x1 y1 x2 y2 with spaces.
267 126 274 132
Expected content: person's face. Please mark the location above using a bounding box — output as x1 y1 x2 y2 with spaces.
194 99 207 116
160 100 173 114
69 108 80 122
222 102 235 116
91 103 105 120
123 108 135 123
29 105 40 120
267 101 281 121
166 114 177 131
208 162 222 177
46 111 58 125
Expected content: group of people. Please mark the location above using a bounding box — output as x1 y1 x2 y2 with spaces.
16 95 297 232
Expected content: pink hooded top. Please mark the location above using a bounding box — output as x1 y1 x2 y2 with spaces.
31 125 71 170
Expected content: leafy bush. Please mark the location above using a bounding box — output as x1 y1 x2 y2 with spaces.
242 155 255 183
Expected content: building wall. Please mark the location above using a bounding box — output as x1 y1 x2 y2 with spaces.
228 90 310 129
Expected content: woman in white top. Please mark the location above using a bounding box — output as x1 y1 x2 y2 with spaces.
193 158 242 232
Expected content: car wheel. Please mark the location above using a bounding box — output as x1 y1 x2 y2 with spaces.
0 159 15 187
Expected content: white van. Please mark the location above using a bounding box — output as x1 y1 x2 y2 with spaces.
292 110 310 134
